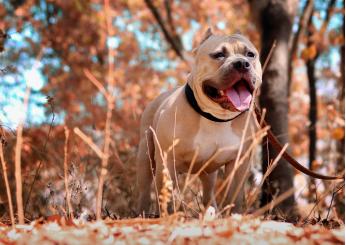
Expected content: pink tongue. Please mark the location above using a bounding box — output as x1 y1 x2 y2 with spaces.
225 82 252 111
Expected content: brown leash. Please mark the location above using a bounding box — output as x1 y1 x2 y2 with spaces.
254 107 344 180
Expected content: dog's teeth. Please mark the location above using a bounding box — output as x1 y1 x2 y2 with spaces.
219 90 224 96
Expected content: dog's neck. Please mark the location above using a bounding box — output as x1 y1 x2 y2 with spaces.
184 82 246 123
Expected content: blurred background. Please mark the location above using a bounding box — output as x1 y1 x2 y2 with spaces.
0 0 344 222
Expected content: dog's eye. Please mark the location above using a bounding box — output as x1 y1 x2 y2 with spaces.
210 52 226 60
246 51 255 58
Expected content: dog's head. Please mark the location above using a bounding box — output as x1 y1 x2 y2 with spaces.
189 28 262 120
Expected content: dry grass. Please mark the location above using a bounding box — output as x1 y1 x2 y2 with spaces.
246 143 289 209
159 166 173 217
63 126 73 218
0 33 342 229
0 142 14 227
14 85 30 224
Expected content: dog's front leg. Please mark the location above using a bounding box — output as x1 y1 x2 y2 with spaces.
199 171 217 209
136 135 155 216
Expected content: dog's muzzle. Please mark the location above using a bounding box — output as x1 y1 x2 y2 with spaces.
202 61 254 112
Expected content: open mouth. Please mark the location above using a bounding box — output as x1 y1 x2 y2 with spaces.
203 78 254 111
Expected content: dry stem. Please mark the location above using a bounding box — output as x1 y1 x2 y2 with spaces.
96 99 114 220
180 146 199 202
251 187 295 218
14 85 30 224
262 40 277 72
145 130 160 215
92 0 117 220
149 126 175 216
215 126 269 208
83 69 111 101
219 90 259 208
0 143 15 227
63 126 73 218
246 143 289 210
73 127 104 159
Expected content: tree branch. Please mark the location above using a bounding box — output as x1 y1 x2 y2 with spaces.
288 0 314 86
144 0 184 60
321 0 337 35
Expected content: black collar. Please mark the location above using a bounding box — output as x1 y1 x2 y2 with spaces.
184 83 247 123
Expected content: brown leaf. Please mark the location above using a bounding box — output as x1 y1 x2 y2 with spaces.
331 127 345 140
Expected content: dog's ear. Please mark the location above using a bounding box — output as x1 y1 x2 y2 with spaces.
200 27 213 45
192 27 213 55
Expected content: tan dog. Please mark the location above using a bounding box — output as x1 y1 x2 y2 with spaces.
136 29 262 216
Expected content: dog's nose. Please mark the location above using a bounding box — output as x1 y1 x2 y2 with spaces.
233 59 250 72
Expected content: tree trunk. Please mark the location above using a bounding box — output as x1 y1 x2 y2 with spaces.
306 9 317 201
250 0 296 218
307 59 317 170
336 9 345 221
337 7 345 176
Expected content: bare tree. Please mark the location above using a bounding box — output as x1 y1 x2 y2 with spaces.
249 0 296 218
304 0 337 200
337 4 345 170
336 1 345 221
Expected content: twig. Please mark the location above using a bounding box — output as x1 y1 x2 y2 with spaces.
96 97 114 219
0 143 15 227
24 97 55 215
181 146 199 199
149 126 174 216
172 107 185 214
200 126 268 213
20 49 44 221
262 40 277 72
14 85 30 224
145 130 160 215
246 144 289 209
326 183 344 220
63 126 73 218
187 187 202 213
219 87 260 208
24 50 51 215
73 127 104 159
83 69 110 101
251 187 295 218
93 0 117 220
326 184 336 220
259 108 266 127
303 180 344 223
217 126 269 208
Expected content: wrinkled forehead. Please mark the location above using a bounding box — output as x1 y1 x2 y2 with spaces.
197 34 257 54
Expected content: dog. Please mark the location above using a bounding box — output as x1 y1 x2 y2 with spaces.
136 28 262 216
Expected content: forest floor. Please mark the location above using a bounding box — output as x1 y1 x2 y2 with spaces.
0 214 344 245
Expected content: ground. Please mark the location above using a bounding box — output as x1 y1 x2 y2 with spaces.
0 214 344 245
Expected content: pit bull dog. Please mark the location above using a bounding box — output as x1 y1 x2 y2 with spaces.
136 28 262 216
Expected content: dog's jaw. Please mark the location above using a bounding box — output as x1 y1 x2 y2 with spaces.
188 78 243 120
202 75 254 112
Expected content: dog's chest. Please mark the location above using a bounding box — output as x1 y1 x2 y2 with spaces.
176 119 242 172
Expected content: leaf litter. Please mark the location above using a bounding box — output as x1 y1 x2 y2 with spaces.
0 214 343 245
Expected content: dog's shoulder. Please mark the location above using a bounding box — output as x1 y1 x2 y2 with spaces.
139 86 183 135
144 87 181 116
